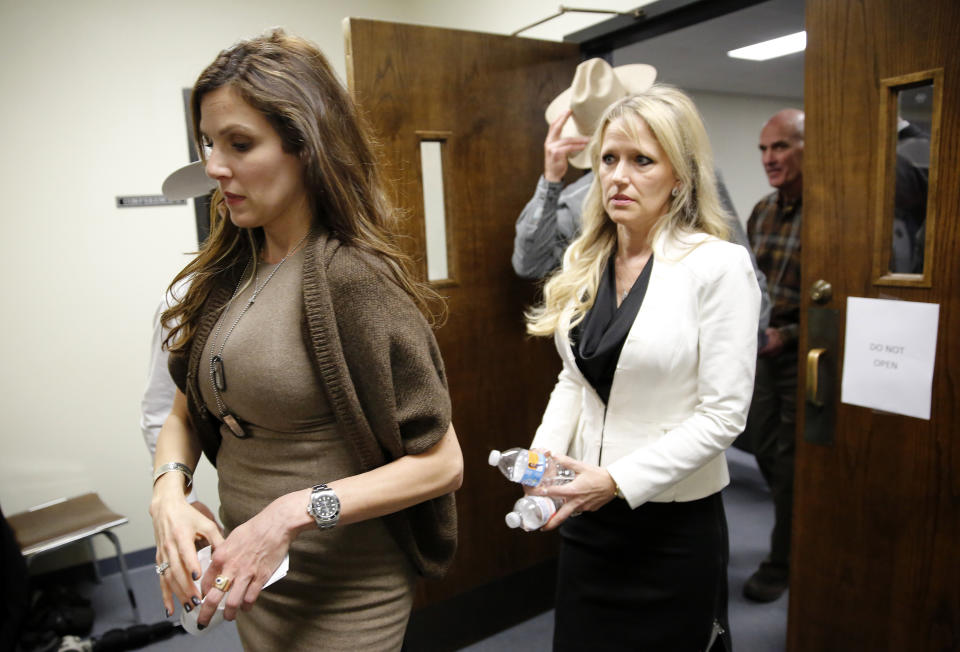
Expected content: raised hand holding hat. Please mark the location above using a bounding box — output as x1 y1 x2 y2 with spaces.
545 59 657 169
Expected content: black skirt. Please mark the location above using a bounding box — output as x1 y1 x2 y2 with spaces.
554 492 730 652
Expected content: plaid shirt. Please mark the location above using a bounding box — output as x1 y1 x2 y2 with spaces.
747 191 802 348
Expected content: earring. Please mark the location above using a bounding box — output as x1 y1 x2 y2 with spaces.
671 187 680 197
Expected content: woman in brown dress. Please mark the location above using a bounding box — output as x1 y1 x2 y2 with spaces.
149 29 462 651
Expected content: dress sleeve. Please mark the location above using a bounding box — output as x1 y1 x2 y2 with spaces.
606 245 760 507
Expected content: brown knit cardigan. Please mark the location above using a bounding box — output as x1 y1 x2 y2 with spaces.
169 231 457 578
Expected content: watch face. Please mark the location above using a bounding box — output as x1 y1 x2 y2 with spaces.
314 494 339 519
309 486 340 529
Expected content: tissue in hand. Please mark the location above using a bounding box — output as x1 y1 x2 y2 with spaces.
179 545 289 635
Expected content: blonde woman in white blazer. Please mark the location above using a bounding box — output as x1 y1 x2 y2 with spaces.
526 86 760 651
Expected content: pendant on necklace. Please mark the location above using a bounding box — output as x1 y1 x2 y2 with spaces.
223 414 247 438
212 355 227 391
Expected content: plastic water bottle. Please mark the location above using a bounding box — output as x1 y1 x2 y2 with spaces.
488 448 575 487
505 496 562 531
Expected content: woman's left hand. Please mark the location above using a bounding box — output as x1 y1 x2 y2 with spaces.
195 492 304 625
537 452 618 531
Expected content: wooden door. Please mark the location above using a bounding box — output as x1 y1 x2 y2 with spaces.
343 18 581 610
793 1 959 649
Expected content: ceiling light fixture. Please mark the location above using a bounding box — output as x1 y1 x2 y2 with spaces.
727 31 807 61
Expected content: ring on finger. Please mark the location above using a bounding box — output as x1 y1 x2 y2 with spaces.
214 575 233 592
155 561 170 575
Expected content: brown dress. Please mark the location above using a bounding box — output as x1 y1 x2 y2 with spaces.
199 248 415 651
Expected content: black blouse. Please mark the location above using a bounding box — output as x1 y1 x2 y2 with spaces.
571 253 654 404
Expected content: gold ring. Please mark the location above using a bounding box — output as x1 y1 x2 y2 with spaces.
214 575 233 592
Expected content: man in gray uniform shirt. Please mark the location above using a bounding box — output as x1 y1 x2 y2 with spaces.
513 59 770 342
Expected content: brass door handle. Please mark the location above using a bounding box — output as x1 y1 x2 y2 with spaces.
810 279 833 304
806 348 827 406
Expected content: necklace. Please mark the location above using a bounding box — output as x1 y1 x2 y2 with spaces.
208 232 309 438
615 249 651 305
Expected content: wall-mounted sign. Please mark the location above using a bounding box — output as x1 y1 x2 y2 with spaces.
841 297 939 420
116 195 186 208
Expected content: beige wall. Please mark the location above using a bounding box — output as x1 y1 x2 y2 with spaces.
0 0 797 562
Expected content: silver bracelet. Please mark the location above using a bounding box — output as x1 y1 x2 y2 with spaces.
153 462 194 488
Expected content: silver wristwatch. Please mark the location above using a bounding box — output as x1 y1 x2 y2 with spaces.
307 484 340 529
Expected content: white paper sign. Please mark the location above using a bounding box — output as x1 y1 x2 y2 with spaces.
841 297 939 419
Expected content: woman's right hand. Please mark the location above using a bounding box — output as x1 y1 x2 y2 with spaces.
536 452 617 531
150 473 224 617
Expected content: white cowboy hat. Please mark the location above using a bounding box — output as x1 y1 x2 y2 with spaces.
545 58 657 169
161 160 217 200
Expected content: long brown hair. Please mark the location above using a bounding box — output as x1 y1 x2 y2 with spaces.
163 28 443 351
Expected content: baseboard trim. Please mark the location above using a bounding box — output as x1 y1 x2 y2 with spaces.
97 547 157 576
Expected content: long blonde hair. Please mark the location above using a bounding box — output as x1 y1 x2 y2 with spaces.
526 85 730 337
163 29 444 352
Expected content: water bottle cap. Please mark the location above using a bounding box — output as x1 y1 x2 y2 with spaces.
504 511 521 528
487 450 501 466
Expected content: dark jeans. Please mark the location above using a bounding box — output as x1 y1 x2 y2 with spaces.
737 350 797 571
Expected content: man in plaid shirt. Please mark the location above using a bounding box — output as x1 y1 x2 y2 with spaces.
740 108 804 603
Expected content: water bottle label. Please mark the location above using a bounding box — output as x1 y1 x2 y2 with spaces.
529 495 558 516
519 451 546 486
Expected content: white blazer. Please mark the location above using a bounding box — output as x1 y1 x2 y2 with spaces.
531 231 760 508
